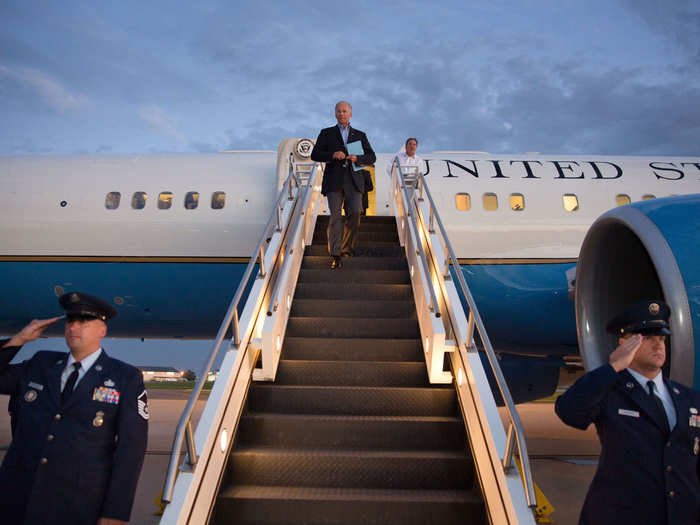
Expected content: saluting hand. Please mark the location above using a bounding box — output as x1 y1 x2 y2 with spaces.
3 317 61 348
608 333 643 372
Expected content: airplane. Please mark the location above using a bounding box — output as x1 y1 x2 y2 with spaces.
1 139 699 402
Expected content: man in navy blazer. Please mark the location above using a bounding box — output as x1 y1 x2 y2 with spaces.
311 101 376 269
0 292 148 525
555 300 700 525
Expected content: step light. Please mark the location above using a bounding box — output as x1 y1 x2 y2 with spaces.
219 429 228 453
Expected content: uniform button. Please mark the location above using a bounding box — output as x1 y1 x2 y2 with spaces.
47 434 54 441
40 458 48 465
668 491 675 498
54 414 61 421
665 465 672 472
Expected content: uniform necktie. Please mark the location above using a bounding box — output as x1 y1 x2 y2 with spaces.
647 380 670 434
61 362 81 405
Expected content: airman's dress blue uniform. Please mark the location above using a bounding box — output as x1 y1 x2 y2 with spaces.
0 344 148 524
555 300 700 525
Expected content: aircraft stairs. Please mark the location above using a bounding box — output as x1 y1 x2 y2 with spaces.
160 145 540 524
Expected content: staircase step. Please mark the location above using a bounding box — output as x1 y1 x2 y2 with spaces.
247 385 457 417
305 244 405 257
302 256 408 271
236 414 466 451
286 317 420 339
294 283 413 301
274 360 428 387
290 299 415 319
282 337 423 362
313 231 399 244
213 485 485 525
227 448 472 490
316 214 397 225
298 269 409 284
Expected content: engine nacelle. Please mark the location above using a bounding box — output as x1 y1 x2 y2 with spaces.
575 194 700 388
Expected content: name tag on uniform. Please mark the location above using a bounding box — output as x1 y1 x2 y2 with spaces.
28 382 44 391
92 387 120 404
618 409 639 418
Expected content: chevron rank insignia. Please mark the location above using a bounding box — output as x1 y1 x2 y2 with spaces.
138 390 149 420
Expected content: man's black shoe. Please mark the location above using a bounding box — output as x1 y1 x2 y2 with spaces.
331 256 343 269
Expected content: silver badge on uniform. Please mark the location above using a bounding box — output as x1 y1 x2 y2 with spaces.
93 410 105 427
95 365 103 372
24 390 38 402
626 382 635 389
673 387 680 395
104 379 115 387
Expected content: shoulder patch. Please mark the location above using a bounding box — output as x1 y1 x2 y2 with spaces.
137 390 149 420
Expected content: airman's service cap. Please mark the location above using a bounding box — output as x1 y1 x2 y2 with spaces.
606 300 671 336
58 292 117 322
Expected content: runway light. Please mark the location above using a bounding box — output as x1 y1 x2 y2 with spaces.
458 368 463 386
219 429 228 452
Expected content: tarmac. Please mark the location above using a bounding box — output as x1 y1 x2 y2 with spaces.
0 372 600 525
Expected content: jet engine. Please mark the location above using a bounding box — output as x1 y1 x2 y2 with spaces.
575 194 700 388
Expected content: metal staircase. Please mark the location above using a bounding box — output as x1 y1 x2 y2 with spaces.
159 140 538 524
211 215 486 524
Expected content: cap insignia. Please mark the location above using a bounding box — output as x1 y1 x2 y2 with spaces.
70 293 80 303
649 303 660 315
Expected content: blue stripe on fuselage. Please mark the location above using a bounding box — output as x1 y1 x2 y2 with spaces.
0 261 252 338
0 260 579 356
456 262 579 356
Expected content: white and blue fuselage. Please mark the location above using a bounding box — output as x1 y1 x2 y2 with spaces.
1 147 699 361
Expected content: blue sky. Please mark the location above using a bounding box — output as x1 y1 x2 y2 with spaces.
2 0 699 156
3 1 700 372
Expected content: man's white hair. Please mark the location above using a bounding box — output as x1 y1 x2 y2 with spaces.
335 100 352 110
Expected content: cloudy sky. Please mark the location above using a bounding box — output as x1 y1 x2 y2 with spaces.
2 0 699 157
2 1 700 371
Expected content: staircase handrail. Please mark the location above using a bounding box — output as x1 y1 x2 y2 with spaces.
161 164 312 504
392 157 537 508
394 164 442 318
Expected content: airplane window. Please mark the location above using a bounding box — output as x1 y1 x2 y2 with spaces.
616 194 631 206
105 192 121 210
455 193 471 211
185 191 199 210
158 192 174 210
211 191 226 210
510 193 525 211
563 194 579 212
131 192 147 210
642 194 656 200
483 193 498 211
